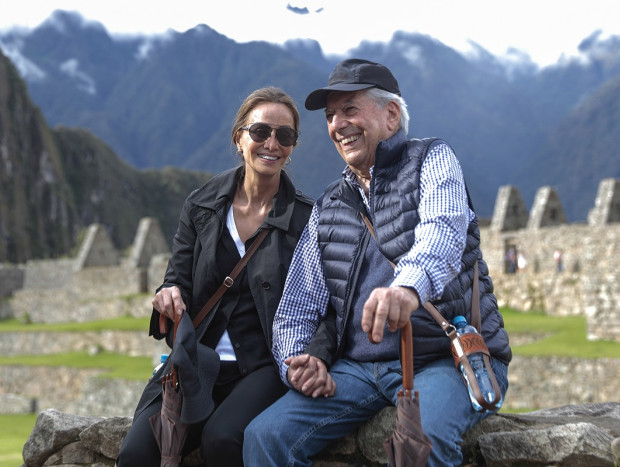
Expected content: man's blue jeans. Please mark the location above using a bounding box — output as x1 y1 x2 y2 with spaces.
243 356 508 467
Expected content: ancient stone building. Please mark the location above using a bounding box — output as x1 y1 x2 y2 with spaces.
483 178 620 342
1 180 619 340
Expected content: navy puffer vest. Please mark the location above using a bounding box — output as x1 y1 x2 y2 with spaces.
317 131 511 369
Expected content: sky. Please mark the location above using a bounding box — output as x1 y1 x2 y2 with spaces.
1 0 619 67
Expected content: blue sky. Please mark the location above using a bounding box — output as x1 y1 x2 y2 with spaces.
2 0 619 66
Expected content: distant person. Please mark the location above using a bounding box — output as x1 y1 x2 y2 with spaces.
517 250 528 270
117 86 313 467
243 59 511 467
506 246 517 273
554 248 564 273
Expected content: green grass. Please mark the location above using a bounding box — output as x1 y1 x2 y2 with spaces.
0 316 150 333
0 351 153 380
0 318 153 465
0 317 154 379
0 414 37 467
501 307 620 359
0 307 618 462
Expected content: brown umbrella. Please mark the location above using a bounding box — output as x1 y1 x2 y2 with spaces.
383 320 432 467
149 311 185 467
149 311 220 467
149 373 186 467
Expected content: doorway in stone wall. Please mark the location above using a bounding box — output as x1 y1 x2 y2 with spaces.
504 240 517 274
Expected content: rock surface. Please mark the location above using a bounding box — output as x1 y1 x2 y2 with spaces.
22 402 620 466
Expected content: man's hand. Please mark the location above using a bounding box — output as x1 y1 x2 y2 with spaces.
285 354 336 398
361 286 420 343
152 286 186 322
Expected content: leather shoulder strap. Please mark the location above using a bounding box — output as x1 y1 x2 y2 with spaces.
471 260 480 332
361 213 479 332
191 227 270 328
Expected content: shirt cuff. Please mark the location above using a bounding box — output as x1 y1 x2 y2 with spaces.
391 263 432 305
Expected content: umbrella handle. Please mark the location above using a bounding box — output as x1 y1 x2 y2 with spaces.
401 320 414 396
172 310 181 342
158 310 183 342
162 311 183 391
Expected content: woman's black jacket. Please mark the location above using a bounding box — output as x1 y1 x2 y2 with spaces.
134 167 312 419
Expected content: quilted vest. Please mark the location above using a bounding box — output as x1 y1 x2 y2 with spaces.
317 131 511 368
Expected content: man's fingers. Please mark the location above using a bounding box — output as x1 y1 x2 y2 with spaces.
386 297 402 332
371 293 389 342
311 361 336 398
285 356 335 398
362 290 389 343
317 373 337 397
361 293 378 333
309 361 328 397
286 354 313 386
363 287 420 344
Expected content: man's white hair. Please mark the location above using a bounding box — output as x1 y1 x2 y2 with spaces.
366 87 410 135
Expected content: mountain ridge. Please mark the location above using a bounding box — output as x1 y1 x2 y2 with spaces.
1 10 619 264
0 47 212 263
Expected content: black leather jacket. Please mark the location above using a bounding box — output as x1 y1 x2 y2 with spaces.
150 166 313 348
131 167 313 420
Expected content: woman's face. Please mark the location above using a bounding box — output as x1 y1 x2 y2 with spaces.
236 102 296 178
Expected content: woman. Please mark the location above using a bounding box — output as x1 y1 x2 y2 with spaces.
117 87 313 466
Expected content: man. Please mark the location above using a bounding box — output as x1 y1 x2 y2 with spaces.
243 58 511 466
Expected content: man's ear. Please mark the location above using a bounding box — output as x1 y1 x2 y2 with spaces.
386 100 401 131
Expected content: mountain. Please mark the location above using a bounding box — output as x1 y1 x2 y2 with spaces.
528 73 620 219
0 47 211 263
2 10 620 225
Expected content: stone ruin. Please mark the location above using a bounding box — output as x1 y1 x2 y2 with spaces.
3 182 620 466
483 178 620 343
588 178 620 225
0 179 618 339
489 178 620 233
0 217 171 323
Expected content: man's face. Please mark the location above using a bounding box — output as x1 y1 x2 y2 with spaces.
324 90 400 178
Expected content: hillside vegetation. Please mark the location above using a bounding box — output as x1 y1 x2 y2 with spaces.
0 50 212 262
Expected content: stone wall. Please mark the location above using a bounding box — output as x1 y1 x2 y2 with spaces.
1 330 618 417
1 181 619 340
481 224 620 319
482 226 620 342
3 182 620 466
0 217 169 323
21 404 620 466
481 178 620 342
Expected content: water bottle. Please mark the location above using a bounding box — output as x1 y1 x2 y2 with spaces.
152 353 168 377
452 316 502 411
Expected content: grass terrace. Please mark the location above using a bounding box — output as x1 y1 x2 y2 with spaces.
0 308 618 466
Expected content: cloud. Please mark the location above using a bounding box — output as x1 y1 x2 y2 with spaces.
286 2 323 15
0 38 46 81
59 58 96 94
286 4 309 15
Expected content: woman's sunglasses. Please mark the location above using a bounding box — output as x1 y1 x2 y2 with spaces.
240 123 299 147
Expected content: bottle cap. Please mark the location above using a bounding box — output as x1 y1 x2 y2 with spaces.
453 315 467 325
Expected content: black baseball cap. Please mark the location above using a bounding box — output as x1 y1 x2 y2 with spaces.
305 58 401 110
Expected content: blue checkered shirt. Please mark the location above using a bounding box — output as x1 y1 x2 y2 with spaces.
272 142 473 383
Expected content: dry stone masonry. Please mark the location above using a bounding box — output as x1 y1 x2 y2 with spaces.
21 403 620 466
1 179 619 466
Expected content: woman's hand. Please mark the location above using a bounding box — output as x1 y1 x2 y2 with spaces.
285 354 336 398
152 286 186 322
